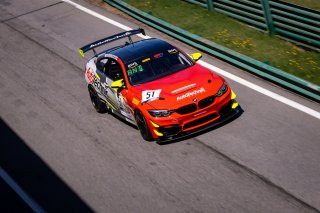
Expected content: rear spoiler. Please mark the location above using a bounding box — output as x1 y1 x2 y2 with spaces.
78 28 146 57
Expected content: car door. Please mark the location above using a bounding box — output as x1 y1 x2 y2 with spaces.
104 59 134 121
95 57 109 98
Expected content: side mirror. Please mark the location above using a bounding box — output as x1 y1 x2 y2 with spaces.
190 52 202 62
111 79 125 91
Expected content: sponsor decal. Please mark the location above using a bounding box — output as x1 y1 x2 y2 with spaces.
193 111 207 117
128 65 143 76
168 49 178 54
171 83 196 94
142 58 151 63
93 77 101 90
120 110 128 116
103 54 118 60
154 53 163 59
87 67 109 96
86 68 94 84
128 62 138 69
177 88 206 101
90 32 131 48
142 89 161 103
132 98 140 105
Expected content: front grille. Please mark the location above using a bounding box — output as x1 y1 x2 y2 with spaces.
183 113 218 130
176 103 197 115
198 95 215 109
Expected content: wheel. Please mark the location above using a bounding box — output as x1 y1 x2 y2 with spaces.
135 110 153 141
88 86 107 113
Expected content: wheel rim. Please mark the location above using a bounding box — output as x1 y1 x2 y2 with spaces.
89 88 98 108
136 112 148 137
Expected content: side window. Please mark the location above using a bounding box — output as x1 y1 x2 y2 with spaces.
105 60 124 81
96 58 109 74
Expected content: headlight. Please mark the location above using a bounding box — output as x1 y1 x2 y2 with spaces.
148 110 174 117
216 82 228 97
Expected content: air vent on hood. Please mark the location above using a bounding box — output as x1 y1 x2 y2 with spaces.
171 83 196 94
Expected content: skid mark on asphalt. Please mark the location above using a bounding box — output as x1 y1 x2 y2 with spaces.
1 2 64 23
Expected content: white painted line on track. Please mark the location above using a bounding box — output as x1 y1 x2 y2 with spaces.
63 0 320 120
62 0 150 39
198 60 320 119
0 167 46 213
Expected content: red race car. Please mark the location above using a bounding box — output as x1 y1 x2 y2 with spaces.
79 29 241 143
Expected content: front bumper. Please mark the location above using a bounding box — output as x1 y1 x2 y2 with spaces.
155 101 242 144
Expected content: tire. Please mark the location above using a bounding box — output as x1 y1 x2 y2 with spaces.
88 86 107 113
135 110 153 141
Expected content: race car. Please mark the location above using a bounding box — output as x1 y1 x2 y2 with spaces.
79 28 241 142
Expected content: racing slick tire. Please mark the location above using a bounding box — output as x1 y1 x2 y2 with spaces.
135 110 153 141
88 85 107 113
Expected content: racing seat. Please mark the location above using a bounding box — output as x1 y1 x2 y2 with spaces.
109 64 123 81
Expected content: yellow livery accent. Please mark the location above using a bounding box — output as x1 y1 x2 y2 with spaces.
79 49 85 57
132 98 140 105
150 120 160 128
95 73 100 80
232 100 239 109
111 79 123 92
111 79 123 88
231 90 237 100
153 129 163 136
190 52 202 61
103 99 117 110
142 58 151 63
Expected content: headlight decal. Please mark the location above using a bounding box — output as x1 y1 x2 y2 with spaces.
148 110 174 117
216 82 228 97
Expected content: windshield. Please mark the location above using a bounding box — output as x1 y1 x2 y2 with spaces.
125 48 194 85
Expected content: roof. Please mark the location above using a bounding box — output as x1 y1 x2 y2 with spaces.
108 38 174 63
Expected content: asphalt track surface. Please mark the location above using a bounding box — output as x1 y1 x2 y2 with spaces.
0 0 320 212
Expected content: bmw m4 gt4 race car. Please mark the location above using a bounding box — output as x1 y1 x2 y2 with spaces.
79 29 241 143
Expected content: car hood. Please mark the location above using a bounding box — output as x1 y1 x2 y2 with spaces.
132 64 225 109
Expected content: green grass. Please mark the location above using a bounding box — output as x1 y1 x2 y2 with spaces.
284 0 320 10
124 0 320 85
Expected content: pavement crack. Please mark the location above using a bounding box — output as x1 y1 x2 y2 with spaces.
1 2 64 23
2 20 83 74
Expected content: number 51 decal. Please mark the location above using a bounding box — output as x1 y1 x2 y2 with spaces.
142 89 161 102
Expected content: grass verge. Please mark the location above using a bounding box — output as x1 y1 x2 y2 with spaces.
124 0 320 85
284 0 320 10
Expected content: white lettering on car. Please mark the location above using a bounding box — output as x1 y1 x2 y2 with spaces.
142 89 161 103
90 32 131 48
177 88 206 101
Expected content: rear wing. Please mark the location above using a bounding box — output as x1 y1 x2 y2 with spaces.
78 28 146 57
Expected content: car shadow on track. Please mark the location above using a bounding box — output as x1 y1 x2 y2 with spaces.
0 119 94 213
